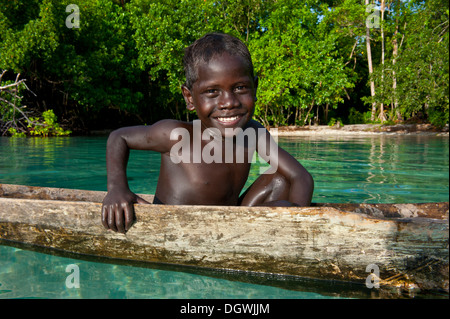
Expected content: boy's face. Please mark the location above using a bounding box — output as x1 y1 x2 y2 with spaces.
182 53 258 138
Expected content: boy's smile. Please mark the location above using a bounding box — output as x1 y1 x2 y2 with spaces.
182 53 258 138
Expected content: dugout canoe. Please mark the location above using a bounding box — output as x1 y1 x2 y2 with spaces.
0 183 448 294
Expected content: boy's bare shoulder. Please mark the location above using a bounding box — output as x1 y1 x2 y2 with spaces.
126 119 192 153
152 119 190 129
149 119 193 135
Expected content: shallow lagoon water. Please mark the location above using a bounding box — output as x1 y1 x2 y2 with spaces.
0 134 448 298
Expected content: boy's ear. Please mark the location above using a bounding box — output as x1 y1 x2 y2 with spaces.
181 85 195 111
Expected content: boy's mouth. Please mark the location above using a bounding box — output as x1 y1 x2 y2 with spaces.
215 115 243 126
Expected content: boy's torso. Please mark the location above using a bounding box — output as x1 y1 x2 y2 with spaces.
153 120 260 205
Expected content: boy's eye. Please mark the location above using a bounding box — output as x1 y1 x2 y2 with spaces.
205 89 218 95
235 86 248 93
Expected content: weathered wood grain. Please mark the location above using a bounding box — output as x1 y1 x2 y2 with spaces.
0 184 448 293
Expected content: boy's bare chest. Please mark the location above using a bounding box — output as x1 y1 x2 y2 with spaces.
169 135 256 164
160 155 251 204
164 159 251 184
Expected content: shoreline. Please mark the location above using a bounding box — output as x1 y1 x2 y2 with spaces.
268 123 449 137
81 123 449 137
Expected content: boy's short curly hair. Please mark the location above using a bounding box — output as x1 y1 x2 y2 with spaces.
183 33 254 89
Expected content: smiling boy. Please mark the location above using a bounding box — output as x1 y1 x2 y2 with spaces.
102 33 314 233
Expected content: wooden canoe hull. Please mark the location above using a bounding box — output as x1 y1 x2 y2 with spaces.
0 184 448 293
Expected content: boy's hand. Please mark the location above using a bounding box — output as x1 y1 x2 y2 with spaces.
101 188 150 233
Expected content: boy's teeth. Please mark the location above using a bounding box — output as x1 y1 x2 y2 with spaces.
218 116 239 122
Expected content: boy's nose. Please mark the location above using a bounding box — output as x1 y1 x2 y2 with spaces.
218 91 240 109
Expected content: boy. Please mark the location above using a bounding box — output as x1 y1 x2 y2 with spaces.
102 33 314 233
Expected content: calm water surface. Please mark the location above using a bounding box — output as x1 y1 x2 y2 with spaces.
1 135 448 203
0 135 448 299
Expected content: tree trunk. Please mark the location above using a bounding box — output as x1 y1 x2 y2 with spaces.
392 16 401 121
303 100 315 126
379 0 387 122
366 0 377 121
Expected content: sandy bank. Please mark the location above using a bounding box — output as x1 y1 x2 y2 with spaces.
269 123 449 137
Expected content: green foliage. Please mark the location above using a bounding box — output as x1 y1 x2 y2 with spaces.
348 107 365 124
249 0 355 126
358 0 449 127
28 110 71 137
127 0 213 119
0 0 448 131
328 117 344 127
8 127 26 137
0 0 144 129
392 1 449 127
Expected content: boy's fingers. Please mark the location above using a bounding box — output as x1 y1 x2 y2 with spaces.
124 204 134 231
115 205 126 233
108 206 118 232
101 199 139 233
101 205 109 229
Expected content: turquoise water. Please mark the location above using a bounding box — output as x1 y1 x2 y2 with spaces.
1 135 448 203
0 245 337 299
0 134 448 299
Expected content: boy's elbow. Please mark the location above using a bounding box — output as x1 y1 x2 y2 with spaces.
297 170 314 196
107 127 131 146
290 168 314 189
304 171 314 190
109 127 126 139
106 128 131 154
107 128 121 142
291 170 314 206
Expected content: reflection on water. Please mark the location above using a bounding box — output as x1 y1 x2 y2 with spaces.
279 135 448 203
1 137 108 191
1 135 448 204
254 135 448 204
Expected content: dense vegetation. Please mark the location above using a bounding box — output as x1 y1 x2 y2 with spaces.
0 0 448 136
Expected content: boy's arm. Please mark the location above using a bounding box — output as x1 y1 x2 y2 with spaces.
101 121 174 233
255 123 314 206
274 146 314 206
